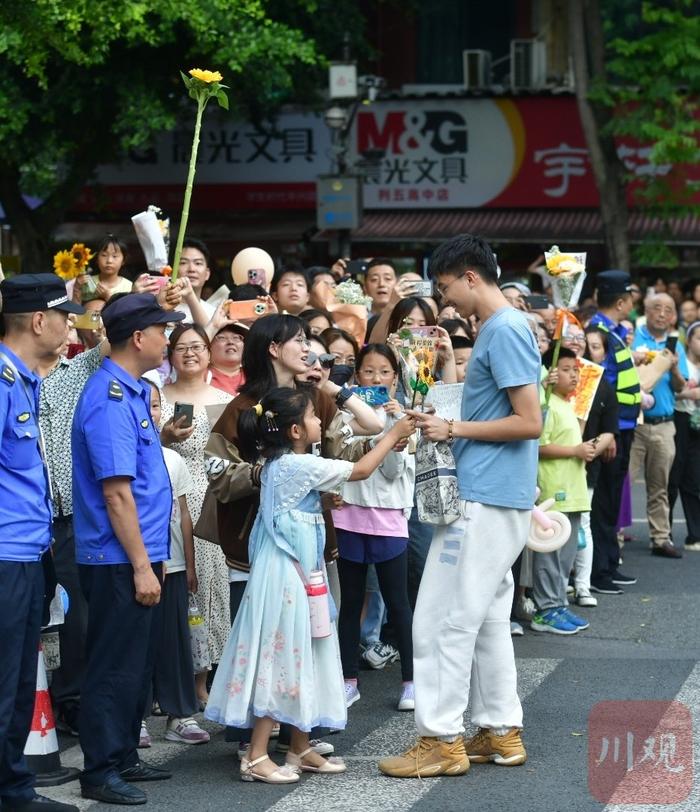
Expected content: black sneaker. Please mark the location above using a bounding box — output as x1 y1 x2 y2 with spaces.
590 578 623 595
611 571 637 585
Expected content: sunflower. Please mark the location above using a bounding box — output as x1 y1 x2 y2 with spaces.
53 250 78 280
71 242 93 271
189 68 223 84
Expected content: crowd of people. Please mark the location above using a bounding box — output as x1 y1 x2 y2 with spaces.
1 231 699 808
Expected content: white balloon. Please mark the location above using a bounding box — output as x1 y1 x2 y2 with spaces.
527 510 572 554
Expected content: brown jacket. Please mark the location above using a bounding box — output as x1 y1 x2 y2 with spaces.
204 390 364 572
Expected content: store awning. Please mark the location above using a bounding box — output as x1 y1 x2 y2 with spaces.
315 209 700 245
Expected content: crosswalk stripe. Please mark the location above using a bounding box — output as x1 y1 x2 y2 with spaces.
267 657 561 812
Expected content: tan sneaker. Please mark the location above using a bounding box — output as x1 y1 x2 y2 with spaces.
378 736 470 778
464 728 526 766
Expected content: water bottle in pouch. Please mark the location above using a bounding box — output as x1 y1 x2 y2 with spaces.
306 570 331 638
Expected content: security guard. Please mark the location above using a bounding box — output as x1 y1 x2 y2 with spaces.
72 294 184 805
589 270 642 594
0 274 82 812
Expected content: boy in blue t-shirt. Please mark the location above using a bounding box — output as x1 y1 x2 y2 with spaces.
531 347 593 636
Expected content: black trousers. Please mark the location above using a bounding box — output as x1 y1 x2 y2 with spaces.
0 560 44 805
338 551 413 682
78 563 163 785
49 517 88 713
669 411 700 544
152 572 197 719
591 428 634 581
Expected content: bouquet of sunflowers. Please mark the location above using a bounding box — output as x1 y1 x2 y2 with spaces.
544 245 587 309
53 243 93 281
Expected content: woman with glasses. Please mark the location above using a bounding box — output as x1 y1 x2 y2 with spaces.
161 323 234 706
208 324 247 397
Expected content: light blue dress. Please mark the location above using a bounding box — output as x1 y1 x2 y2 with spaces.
205 452 354 732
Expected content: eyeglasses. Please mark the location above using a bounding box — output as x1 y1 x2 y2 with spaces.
306 352 335 370
564 334 586 344
173 342 208 354
213 333 243 345
292 336 311 348
436 273 466 299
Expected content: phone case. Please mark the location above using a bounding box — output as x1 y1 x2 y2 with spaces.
350 385 390 406
411 326 439 338
226 299 269 320
174 402 194 427
413 281 433 297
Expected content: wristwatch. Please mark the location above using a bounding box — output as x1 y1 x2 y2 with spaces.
335 386 353 408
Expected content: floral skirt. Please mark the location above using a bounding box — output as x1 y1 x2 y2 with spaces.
204 526 347 732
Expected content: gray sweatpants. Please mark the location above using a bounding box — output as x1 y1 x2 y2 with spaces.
532 512 582 611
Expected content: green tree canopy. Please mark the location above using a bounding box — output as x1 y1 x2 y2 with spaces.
0 0 367 269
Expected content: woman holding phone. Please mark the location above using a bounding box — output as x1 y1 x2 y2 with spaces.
161 323 233 705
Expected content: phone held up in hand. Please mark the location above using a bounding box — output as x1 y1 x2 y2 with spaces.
173 402 194 428
666 335 678 354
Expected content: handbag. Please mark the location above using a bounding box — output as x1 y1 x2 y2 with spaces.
414 436 460 526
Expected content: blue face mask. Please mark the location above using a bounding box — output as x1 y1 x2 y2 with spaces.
329 364 354 386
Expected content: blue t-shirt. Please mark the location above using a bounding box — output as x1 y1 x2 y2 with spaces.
0 344 52 561
453 307 541 510
632 326 688 419
72 358 171 565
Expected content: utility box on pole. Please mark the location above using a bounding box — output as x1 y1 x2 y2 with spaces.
316 176 363 231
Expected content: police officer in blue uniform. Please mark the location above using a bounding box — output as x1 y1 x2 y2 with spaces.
72 293 184 805
0 274 82 812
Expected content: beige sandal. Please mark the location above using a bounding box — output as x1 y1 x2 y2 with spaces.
240 753 299 784
286 746 347 774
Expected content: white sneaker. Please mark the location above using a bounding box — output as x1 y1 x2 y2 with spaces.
576 589 598 608
164 717 210 745
138 721 151 748
510 621 524 637
397 683 415 711
362 642 399 670
345 682 361 708
566 584 575 596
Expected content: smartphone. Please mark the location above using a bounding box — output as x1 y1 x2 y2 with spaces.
525 294 550 310
247 268 266 287
345 259 368 277
149 275 169 291
666 335 678 353
411 326 439 338
413 280 433 298
73 310 102 331
226 299 269 321
350 385 390 407
173 402 194 428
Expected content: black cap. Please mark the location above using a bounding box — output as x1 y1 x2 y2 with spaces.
596 270 633 296
101 293 185 343
1 273 84 315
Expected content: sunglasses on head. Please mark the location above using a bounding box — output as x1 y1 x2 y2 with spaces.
306 352 335 370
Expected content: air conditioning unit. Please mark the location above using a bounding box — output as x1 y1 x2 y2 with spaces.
463 50 492 90
510 39 547 90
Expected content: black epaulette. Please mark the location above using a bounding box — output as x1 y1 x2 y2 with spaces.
108 380 124 401
1 364 15 385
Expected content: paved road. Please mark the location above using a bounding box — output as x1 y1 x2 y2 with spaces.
43 482 699 811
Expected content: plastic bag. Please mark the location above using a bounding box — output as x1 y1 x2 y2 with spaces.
188 594 211 673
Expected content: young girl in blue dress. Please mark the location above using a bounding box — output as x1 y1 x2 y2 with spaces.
205 387 415 784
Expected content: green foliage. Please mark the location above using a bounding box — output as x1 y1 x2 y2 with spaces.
0 0 329 207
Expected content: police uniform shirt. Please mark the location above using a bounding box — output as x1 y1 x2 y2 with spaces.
72 357 171 565
0 343 52 561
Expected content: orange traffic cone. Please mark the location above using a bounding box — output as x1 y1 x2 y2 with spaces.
24 643 80 786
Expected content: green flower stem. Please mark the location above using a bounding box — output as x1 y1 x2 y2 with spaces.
171 96 207 283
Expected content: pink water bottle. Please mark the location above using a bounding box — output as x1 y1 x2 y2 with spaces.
306 570 331 639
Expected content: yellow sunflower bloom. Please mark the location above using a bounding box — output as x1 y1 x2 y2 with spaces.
71 242 93 271
54 250 78 280
189 68 223 84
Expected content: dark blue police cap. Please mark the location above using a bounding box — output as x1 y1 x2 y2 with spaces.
101 293 184 343
596 270 633 296
1 273 84 314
